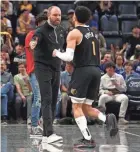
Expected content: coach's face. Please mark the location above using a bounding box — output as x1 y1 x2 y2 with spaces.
48 7 61 26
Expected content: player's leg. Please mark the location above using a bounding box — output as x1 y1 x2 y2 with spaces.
69 67 95 148
83 67 118 137
71 98 92 141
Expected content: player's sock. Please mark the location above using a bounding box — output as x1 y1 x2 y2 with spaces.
98 112 106 122
75 116 92 140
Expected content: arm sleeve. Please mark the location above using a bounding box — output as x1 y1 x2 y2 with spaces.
55 48 74 62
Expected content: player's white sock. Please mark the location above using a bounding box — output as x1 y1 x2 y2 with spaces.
75 116 92 140
98 112 106 122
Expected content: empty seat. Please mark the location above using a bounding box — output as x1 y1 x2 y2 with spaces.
37 3 53 13
100 15 119 36
57 4 74 15
105 37 123 49
121 20 138 36
118 4 137 19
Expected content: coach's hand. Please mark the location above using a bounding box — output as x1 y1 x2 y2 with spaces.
29 37 38 50
52 49 60 57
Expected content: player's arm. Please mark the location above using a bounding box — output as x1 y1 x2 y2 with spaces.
29 30 42 50
52 29 80 62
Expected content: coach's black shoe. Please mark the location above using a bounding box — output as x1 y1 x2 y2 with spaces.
106 114 118 137
74 138 96 148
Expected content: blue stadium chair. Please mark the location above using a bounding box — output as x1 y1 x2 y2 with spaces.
105 37 123 49
126 75 140 120
100 16 119 36
118 4 137 19
121 20 138 36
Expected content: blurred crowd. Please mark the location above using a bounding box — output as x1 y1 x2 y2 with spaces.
1 1 140 125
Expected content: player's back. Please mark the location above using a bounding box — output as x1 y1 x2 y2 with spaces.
74 26 100 68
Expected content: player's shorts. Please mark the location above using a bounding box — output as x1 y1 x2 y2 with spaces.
68 66 101 105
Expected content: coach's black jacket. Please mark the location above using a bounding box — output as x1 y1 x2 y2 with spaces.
33 21 66 71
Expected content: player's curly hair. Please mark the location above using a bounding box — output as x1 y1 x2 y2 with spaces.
75 6 91 24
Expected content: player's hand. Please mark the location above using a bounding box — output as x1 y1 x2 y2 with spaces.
29 37 38 50
52 49 60 57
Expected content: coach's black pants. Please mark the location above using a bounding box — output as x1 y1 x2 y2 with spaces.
35 64 60 136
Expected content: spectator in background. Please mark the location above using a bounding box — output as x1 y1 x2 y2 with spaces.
1 0 13 16
98 62 129 125
1 46 11 66
133 45 140 75
87 14 98 30
1 61 14 124
97 1 118 31
115 55 124 75
61 62 74 118
98 33 107 55
10 42 26 76
111 44 127 61
67 9 75 32
1 33 13 55
16 9 35 43
1 7 12 32
6 26 15 42
14 63 32 124
100 52 112 73
125 26 140 59
19 0 33 13
122 61 139 80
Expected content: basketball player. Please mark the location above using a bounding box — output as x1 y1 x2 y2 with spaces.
53 6 118 148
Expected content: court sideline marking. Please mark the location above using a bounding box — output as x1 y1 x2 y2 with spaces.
119 130 140 138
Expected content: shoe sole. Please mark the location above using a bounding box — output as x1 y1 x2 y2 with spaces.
106 114 118 137
43 138 63 144
30 134 42 138
74 144 96 149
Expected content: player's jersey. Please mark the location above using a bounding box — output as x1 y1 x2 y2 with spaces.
73 25 100 68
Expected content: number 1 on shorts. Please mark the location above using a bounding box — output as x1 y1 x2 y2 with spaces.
92 41 96 56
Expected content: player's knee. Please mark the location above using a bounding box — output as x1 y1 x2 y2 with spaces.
82 104 91 111
72 103 83 111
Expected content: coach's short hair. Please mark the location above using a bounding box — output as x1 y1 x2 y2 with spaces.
75 6 91 24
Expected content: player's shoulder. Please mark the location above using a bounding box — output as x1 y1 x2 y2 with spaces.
68 28 82 38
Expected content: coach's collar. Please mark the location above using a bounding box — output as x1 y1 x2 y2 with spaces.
47 20 57 29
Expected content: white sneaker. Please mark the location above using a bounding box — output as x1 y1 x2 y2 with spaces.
118 118 129 125
42 143 63 152
42 134 63 144
27 118 31 125
30 125 43 137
